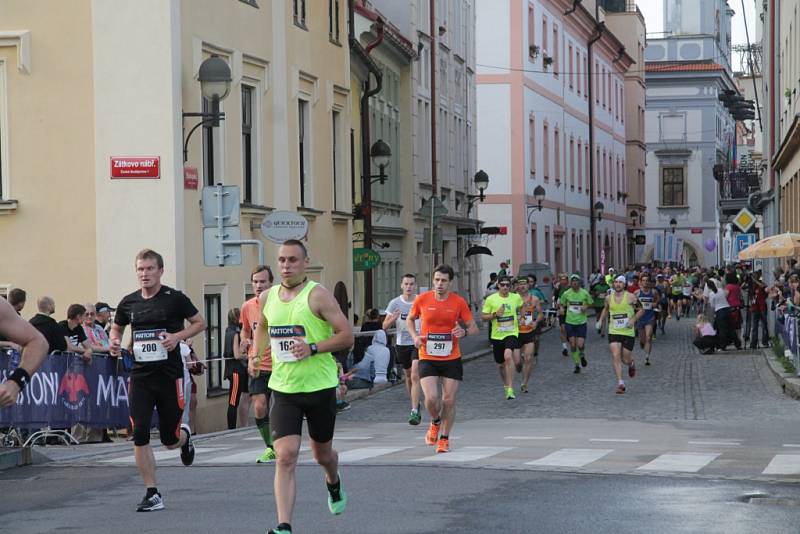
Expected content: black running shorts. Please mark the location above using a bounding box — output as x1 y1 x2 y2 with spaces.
249 372 272 397
270 388 337 443
518 331 535 345
129 373 184 447
395 345 419 370
418 358 463 381
608 334 635 352
491 336 520 363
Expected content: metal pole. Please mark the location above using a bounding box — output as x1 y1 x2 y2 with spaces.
429 198 435 288
430 0 439 266
215 184 227 266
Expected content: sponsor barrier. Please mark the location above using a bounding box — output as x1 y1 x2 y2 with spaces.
775 311 799 375
0 351 130 429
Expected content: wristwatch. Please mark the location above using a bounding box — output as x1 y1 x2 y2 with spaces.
309 343 319 355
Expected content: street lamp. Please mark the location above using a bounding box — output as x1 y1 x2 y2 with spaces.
594 201 605 221
182 55 232 162
467 170 490 214
534 185 546 211
368 139 392 185
670 217 677 233
630 210 638 227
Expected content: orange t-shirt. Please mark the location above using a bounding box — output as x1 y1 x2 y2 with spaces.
241 296 272 371
410 291 473 361
518 295 538 334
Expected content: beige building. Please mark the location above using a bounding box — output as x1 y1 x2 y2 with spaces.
0 0 354 433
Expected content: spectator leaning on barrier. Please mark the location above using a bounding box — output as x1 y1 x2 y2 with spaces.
30 296 66 353
95 302 115 333
82 303 110 353
58 304 92 361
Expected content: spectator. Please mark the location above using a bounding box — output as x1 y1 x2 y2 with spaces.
344 330 390 389
747 271 770 349
94 302 115 333
180 339 203 434
724 272 744 346
353 308 381 364
30 296 67 353
335 361 351 412
58 304 92 361
701 279 740 350
0 288 27 350
82 303 110 353
486 272 498 291
498 262 509 278
693 313 718 354
223 308 249 430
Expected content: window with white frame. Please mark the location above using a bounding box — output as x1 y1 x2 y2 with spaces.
298 99 311 207
661 167 686 206
241 84 255 203
0 59 7 199
332 109 342 210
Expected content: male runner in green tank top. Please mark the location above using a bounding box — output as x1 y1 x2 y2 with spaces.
597 275 644 394
253 240 354 534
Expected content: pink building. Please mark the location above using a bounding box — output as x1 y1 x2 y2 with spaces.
477 0 634 278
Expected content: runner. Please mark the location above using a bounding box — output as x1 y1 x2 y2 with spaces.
109 249 207 512
558 274 594 374
253 240 355 534
655 274 669 335
0 297 48 407
669 270 685 320
526 274 545 357
681 275 694 317
597 275 644 394
383 273 422 425
408 264 478 454
515 276 542 393
553 274 571 357
635 273 660 366
481 275 523 399
241 265 277 463
590 275 610 337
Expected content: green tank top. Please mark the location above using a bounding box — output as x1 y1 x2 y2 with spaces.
265 281 338 394
608 291 635 337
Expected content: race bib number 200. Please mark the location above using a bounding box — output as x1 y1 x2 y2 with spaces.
269 325 307 362
426 333 453 357
132 329 168 362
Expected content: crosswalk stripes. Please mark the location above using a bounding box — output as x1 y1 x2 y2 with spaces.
420 446 513 463
637 453 720 473
338 446 413 462
526 448 613 468
101 448 225 464
762 455 800 475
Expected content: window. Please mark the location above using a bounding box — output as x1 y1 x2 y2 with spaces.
554 127 560 184
205 293 223 393
552 25 559 77
576 48 581 95
568 42 573 89
661 167 685 206
529 115 536 177
298 99 310 207
594 62 599 103
531 225 538 262
293 0 306 28
569 137 574 189
585 145 589 193
583 55 588 96
332 110 341 210
543 122 549 182
329 0 341 42
601 66 606 108
545 227 551 263
241 85 254 202
542 16 548 53
528 4 535 59
0 59 7 199
577 140 582 190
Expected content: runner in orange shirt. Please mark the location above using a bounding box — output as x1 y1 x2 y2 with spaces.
515 277 542 393
407 264 479 454
241 265 276 463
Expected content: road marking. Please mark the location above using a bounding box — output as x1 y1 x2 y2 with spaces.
762 455 800 475
637 453 720 473
504 436 554 441
421 446 513 463
688 440 741 446
782 444 800 448
334 436 374 441
526 449 613 468
589 438 640 443
203 445 311 464
102 448 224 464
338 447 412 462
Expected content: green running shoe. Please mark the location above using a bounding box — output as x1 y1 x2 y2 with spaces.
505 387 516 400
256 447 277 463
268 529 291 534
408 409 422 426
327 474 347 515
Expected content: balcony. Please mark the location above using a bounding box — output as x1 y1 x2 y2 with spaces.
718 165 762 215
600 0 643 17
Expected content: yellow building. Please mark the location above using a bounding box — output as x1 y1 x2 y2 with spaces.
0 0 353 433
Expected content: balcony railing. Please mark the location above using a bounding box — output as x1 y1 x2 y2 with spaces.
719 169 761 200
600 0 643 17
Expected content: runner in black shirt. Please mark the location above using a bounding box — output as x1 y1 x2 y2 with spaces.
109 249 206 512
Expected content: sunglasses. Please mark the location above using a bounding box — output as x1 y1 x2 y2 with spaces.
498 282 511 287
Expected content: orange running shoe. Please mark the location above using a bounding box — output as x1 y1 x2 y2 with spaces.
425 421 440 446
436 436 450 454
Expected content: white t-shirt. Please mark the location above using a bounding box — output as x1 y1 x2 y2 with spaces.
704 284 730 312
385 295 419 346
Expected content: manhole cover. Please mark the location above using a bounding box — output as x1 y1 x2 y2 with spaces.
738 492 800 506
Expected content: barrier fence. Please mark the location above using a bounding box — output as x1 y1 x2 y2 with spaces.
775 311 799 375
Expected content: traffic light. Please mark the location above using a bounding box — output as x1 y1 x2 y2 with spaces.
481 226 508 235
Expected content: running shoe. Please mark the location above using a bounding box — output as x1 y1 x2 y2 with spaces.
573 365 581 374
562 348 568 357
645 357 651 366
520 384 529 393
408 409 422 426
179 424 194 466
628 363 636 378
425 421 440 445
615 383 626 394
268 528 292 534
257 447 277 463
505 387 516 400
580 355 588 368
336 401 351 413
652 333 657 340
515 361 523 373
436 437 450 453
136 492 164 512
326 473 347 515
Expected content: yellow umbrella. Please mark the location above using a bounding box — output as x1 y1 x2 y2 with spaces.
738 232 800 260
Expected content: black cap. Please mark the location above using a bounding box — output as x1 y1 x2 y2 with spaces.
95 302 115 313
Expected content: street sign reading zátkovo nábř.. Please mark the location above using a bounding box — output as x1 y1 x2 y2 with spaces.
110 156 160 179
353 247 381 271
260 211 309 244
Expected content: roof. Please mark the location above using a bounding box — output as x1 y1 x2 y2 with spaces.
646 61 725 73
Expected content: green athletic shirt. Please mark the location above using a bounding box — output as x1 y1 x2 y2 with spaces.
671 275 685 295
265 281 338 394
592 282 610 308
559 288 593 325
608 291 636 337
483 292 523 340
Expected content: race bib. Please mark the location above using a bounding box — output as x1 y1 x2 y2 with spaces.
496 315 515 332
269 325 307 363
397 314 407 331
641 301 653 310
426 333 453 357
612 314 629 330
132 329 168 362
569 304 583 314
524 313 534 326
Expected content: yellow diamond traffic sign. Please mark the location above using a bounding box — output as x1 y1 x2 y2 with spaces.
733 207 756 233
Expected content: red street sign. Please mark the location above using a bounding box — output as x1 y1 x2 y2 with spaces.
691 228 703 234
184 166 198 190
110 156 160 179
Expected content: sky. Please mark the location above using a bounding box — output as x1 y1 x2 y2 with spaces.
637 0 758 72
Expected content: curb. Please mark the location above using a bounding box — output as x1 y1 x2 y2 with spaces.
0 447 48 471
761 348 800 400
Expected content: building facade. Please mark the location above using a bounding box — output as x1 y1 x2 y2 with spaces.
476 0 634 279
0 0 354 433
642 0 737 267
